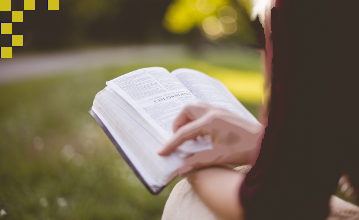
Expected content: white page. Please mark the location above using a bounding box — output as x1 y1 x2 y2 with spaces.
107 67 197 138
93 91 184 185
106 67 212 154
208 77 260 124
103 86 166 144
172 68 261 126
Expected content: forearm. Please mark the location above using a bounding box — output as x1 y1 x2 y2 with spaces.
187 166 246 220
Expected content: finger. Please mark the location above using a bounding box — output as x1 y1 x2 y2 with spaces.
159 116 211 156
194 102 213 108
172 103 212 132
172 111 192 133
185 154 226 170
184 153 195 159
178 165 195 178
172 103 210 132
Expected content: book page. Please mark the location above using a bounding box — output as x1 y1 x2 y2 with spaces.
103 86 166 144
208 77 260 124
106 67 212 154
172 68 261 125
107 67 197 138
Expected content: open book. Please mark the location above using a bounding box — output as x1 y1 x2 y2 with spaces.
89 67 261 195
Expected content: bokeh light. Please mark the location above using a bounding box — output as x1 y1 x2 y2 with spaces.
196 0 216 14
202 16 223 39
164 0 254 42
218 6 237 23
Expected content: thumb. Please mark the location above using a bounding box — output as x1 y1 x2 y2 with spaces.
178 165 195 178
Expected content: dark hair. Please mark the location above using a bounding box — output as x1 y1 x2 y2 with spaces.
270 0 359 200
243 0 359 219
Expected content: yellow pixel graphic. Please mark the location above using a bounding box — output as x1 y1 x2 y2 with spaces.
1 0 59 58
24 0 35 10
12 11 23 22
48 0 58 10
0 0 11 11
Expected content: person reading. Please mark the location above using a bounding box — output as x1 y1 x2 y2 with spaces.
158 0 359 219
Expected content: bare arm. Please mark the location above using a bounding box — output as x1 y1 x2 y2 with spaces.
187 166 245 220
157 103 261 219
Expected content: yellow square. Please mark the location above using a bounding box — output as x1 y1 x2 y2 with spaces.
12 35 23 46
0 0 11 11
48 0 59 10
1 47 12 58
12 11 24 22
24 0 35 10
1 23 12 34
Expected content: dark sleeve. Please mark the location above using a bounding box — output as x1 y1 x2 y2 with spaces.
239 0 359 219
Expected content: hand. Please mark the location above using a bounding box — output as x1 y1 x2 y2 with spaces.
158 102 263 174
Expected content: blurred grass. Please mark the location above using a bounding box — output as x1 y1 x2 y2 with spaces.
0 60 262 220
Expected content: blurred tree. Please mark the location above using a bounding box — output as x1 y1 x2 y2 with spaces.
163 0 258 45
60 0 125 45
8 0 259 52
63 0 123 23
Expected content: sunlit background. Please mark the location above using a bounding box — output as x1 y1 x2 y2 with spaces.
0 0 267 219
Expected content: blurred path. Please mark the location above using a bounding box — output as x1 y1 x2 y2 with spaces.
0 45 191 84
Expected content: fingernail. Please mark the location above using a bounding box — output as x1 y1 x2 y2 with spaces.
157 148 163 154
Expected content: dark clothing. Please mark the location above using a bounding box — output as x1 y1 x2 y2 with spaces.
240 0 359 219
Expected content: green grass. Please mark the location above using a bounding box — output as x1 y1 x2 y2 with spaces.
0 61 261 220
